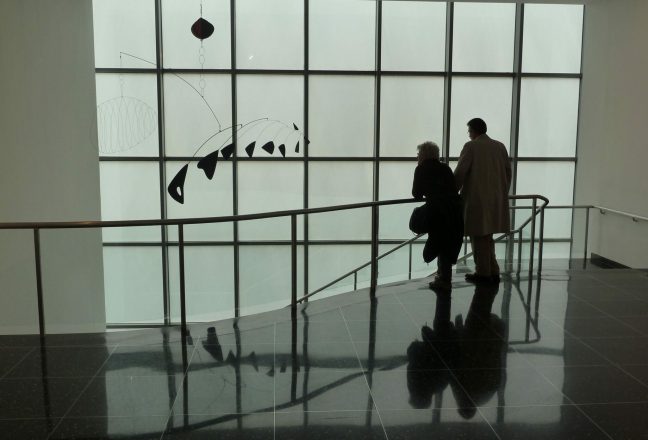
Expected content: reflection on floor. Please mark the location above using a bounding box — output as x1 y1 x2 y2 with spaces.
1 260 648 439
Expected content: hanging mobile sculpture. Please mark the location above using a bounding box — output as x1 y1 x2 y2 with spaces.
103 2 310 205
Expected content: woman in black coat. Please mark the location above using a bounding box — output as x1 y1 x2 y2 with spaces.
411 141 464 290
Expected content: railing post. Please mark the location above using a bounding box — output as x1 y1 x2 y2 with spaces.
537 205 545 276
178 224 187 337
517 230 523 274
408 242 413 280
370 205 378 298
583 207 590 268
291 214 297 309
528 198 537 276
33 228 45 337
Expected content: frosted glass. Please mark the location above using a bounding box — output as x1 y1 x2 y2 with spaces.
165 162 233 242
377 244 410 285
236 75 304 157
95 74 159 157
100 162 161 242
411 243 436 279
309 76 374 157
308 162 373 240
515 162 574 239
162 0 231 69
381 2 446 71
449 78 512 157
93 0 157 68
239 245 304 315
236 0 303 69
308 245 370 296
518 79 579 157
452 3 515 72
309 0 376 70
164 74 232 157
103 247 163 324
238 163 304 240
379 162 419 240
523 5 583 74
380 77 445 157
168 246 235 322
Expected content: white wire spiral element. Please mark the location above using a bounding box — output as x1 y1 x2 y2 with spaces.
96 96 157 154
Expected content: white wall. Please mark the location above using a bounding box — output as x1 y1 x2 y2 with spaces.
574 0 648 268
0 0 105 333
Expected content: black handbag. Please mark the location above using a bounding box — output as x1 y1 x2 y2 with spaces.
409 204 429 234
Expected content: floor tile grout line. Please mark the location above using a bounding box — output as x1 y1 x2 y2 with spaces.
339 306 390 440
157 341 198 440
0 346 37 380
574 295 648 337
45 344 119 440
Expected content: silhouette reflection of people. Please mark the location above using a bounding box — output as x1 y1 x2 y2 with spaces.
406 284 505 418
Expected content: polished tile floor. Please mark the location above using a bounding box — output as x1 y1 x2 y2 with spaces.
1 261 648 439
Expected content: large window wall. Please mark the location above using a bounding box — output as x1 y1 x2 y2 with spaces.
93 0 584 324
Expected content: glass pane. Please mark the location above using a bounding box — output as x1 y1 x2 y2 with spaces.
238 163 304 240
164 74 232 157
95 74 159 157
523 5 583 74
515 162 575 239
93 0 157 68
162 0 231 69
308 162 373 240
309 76 375 157
168 246 235 322
165 161 233 242
103 246 163 324
411 242 436 279
308 245 370 297
236 0 303 69
381 1 446 71
379 162 418 240
309 0 376 70
100 162 161 242
380 77 445 157
239 245 304 315
378 243 410 285
518 78 580 157
452 2 516 72
237 75 304 158
449 78 512 157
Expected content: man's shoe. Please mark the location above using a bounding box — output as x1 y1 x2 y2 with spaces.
429 276 451 291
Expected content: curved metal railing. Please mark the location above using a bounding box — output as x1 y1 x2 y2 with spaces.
0 195 549 336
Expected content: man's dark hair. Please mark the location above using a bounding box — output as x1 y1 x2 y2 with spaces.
467 118 487 135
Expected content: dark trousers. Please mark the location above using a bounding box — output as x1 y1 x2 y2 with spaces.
437 254 452 281
470 234 500 277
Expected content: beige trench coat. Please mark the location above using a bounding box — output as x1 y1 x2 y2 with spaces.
454 134 512 237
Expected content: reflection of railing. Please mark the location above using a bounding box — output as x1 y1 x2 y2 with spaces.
304 194 549 303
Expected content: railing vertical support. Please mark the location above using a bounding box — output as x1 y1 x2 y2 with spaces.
291 214 298 309
370 206 379 297
528 198 537 276
178 224 187 337
583 207 590 268
517 230 523 274
33 228 45 337
408 242 413 280
537 206 545 276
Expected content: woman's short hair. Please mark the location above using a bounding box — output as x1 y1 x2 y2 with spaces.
417 141 440 161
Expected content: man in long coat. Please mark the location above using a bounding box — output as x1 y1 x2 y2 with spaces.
454 118 511 283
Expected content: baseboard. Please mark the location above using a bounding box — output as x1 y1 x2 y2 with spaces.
590 253 630 269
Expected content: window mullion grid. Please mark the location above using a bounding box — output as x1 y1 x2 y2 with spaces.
155 0 171 326
303 0 310 299
442 2 454 162
230 0 241 318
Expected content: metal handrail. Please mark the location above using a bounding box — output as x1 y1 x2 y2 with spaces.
301 194 549 303
1 195 548 337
